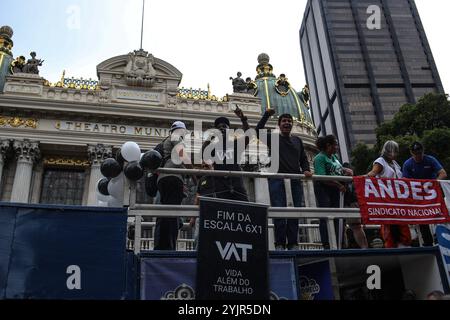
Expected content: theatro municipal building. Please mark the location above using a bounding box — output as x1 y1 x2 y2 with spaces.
0 25 316 208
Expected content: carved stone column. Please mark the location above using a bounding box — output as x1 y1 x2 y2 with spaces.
11 140 40 203
0 139 11 188
87 144 112 205
30 161 44 204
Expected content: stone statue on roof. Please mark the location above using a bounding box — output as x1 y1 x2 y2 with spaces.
245 77 257 95
124 49 156 87
22 52 44 74
9 55 26 74
299 84 310 108
229 72 248 93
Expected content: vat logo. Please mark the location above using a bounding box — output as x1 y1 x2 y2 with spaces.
216 241 252 262
367 5 381 30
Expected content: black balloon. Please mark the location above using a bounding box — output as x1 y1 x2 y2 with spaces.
97 178 110 195
145 173 158 197
116 149 125 167
140 149 162 170
100 158 122 178
124 161 144 181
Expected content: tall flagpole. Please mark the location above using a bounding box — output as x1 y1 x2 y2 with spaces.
140 0 145 49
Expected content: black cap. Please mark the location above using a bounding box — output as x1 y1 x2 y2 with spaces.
214 117 230 128
410 142 424 152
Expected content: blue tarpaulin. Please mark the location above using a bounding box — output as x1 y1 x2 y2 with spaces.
140 257 297 300
0 202 129 299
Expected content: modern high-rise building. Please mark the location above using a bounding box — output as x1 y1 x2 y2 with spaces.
300 0 444 161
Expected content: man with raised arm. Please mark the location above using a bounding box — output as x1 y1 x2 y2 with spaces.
256 111 313 250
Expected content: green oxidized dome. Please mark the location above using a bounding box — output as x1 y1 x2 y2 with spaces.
252 53 314 128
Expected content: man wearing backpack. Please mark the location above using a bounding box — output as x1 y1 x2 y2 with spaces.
256 112 313 250
153 121 192 250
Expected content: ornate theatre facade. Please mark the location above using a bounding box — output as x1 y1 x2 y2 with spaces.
0 25 317 207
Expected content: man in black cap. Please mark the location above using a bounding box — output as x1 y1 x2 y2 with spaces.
403 141 447 246
202 106 257 201
403 142 447 180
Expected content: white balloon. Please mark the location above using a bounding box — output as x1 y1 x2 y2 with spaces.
97 200 109 207
108 173 124 200
96 191 110 203
121 141 141 162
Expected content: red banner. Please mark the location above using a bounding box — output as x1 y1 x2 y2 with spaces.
353 177 450 225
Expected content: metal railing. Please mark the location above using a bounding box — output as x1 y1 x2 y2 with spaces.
126 168 444 253
127 238 196 251
127 221 324 251
127 168 369 254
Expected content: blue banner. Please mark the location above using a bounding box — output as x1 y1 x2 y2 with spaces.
269 258 298 300
140 257 297 300
0 205 16 298
125 251 139 300
141 258 197 300
436 224 450 284
0 203 129 299
298 260 334 300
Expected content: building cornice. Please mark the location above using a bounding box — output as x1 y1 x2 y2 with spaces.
0 96 265 124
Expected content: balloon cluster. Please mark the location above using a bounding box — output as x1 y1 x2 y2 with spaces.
96 141 162 206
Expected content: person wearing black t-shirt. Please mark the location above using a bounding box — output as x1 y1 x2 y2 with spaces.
256 111 313 250
190 162 216 248
202 106 252 202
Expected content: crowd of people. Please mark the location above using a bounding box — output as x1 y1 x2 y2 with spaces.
366 140 447 248
146 109 447 251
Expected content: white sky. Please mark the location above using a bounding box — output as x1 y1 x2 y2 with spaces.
1 0 449 97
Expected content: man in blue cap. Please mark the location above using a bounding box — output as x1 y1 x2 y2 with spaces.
403 141 447 246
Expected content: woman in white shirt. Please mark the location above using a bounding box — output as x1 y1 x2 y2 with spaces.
367 140 411 248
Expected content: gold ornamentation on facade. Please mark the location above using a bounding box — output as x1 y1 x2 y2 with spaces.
293 115 315 130
177 87 226 102
9 55 26 74
264 79 271 110
0 53 7 75
44 157 90 168
301 84 310 108
0 116 38 129
289 87 315 130
255 53 274 80
256 64 273 78
247 80 258 96
0 26 14 56
44 72 99 91
275 75 291 97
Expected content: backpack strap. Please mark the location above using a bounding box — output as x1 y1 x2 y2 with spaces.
155 137 171 167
